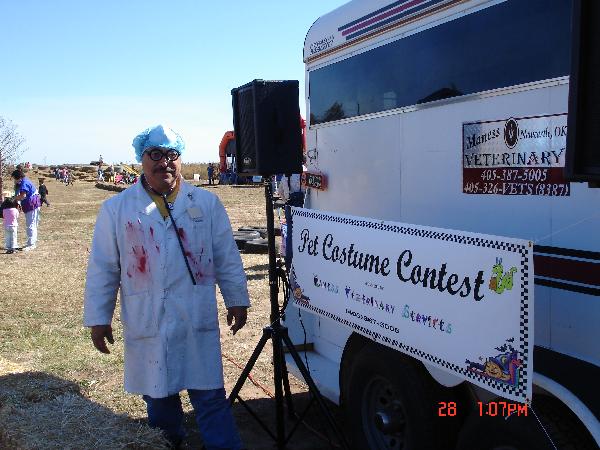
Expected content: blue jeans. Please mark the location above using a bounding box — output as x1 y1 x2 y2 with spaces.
143 388 243 449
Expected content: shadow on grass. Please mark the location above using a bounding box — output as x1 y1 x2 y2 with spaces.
0 372 346 449
181 391 346 450
245 262 270 281
0 371 168 449
245 263 270 272
247 273 269 281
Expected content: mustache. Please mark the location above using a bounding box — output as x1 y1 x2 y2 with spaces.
153 167 176 174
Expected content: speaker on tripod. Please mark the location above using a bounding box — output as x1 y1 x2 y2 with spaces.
231 79 303 176
228 80 349 449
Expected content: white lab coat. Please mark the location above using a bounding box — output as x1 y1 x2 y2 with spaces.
84 179 249 397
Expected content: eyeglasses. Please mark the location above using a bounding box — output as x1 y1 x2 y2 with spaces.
145 148 180 162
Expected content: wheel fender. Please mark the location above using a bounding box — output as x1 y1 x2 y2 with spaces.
423 362 464 387
534 372 600 446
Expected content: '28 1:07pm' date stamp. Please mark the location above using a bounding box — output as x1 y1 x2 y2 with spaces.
438 401 528 417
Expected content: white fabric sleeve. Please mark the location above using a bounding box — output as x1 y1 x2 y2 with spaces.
211 196 250 308
277 176 286 199
83 201 121 326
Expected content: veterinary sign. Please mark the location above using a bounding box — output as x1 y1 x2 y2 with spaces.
301 172 328 191
290 208 534 403
463 114 569 196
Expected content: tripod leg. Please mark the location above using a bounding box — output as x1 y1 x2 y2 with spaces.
280 344 296 418
281 330 351 450
229 327 272 405
272 327 286 449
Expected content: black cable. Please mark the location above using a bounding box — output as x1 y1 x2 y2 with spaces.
278 264 290 315
162 194 197 286
273 186 313 406
279 263 311 376
298 306 310 378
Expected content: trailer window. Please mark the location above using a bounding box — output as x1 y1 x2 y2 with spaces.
309 0 572 125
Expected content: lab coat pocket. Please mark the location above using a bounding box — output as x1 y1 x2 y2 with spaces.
190 218 210 256
121 291 158 339
191 285 218 331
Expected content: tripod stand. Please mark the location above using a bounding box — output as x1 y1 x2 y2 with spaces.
228 180 350 450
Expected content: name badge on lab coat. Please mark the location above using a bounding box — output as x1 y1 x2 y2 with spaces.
187 207 203 222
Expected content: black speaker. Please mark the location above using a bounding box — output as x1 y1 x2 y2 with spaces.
565 0 600 183
231 80 303 176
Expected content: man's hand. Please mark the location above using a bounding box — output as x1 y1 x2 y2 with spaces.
90 325 114 354
226 306 248 335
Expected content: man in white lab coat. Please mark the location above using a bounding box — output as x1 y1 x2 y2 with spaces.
84 125 249 449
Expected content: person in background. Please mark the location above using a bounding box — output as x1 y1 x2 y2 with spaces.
276 173 304 203
11 169 41 251
38 178 50 207
1 197 19 254
277 158 306 272
84 124 249 449
66 170 75 186
107 165 115 183
207 163 215 186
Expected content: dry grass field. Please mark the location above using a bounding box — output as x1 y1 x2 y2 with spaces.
0 171 341 449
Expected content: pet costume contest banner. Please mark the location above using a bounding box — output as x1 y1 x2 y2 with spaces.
290 208 534 403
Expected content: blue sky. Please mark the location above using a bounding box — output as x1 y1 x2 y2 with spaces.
1 0 347 165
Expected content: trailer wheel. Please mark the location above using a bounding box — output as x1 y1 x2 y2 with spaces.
344 344 449 450
456 396 597 450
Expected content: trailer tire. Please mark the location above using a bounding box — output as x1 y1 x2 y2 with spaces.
244 238 269 254
343 343 451 450
238 226 280 237
233 231 260 250
456 396 597 450
456 408 548 450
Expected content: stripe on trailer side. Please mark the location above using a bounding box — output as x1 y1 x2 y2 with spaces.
533 245 600 296
339 0 447 41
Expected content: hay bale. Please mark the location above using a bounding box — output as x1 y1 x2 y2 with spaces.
95 182 127 192
0 392 168 449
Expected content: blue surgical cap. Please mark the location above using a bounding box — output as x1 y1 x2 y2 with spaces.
132 125 185 163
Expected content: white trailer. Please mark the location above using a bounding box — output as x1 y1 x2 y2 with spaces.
283 0 600 448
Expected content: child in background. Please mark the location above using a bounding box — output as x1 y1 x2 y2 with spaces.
1 198 19 254
38 178 50 207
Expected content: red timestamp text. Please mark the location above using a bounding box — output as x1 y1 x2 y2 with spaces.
438 401 528 417
478 401 528 417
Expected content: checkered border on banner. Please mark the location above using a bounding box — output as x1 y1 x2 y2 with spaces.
292 208 531 401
